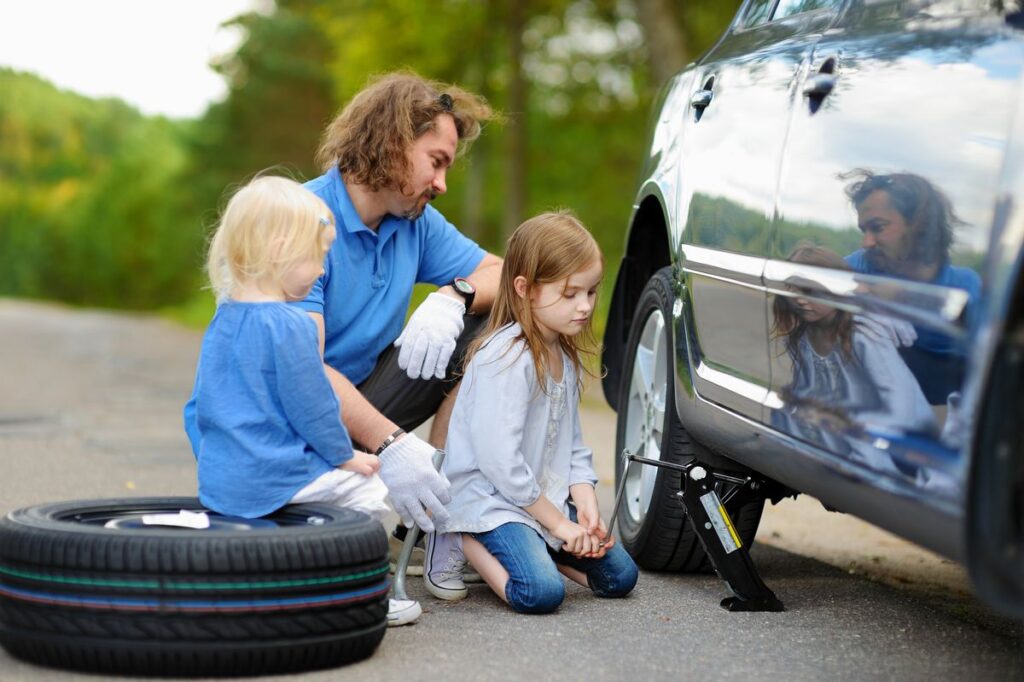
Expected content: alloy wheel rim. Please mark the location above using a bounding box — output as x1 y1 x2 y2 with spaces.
622 308 668 525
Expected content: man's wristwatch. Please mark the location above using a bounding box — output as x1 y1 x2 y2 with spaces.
448 277 476 313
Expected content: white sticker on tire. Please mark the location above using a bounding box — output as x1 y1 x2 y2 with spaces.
139 510 211 529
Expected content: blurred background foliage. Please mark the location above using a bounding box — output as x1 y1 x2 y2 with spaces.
0 0 741 324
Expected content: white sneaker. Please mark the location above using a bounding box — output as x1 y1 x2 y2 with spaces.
386 598 422 627
423 531 469 601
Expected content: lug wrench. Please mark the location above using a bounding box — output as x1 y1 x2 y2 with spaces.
393 448 446 601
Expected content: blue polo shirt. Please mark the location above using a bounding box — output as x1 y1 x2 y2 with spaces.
295 167 486 384
846 249 982 403
845 249 982 349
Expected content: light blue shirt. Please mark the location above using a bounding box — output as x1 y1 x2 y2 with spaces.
183 301 353 518
771 325 937 456
294 167 486 384
438 323 599 548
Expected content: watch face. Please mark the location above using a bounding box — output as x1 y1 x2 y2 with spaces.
453 278 475 295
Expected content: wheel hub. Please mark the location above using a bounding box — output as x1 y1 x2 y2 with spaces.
622 308 668 526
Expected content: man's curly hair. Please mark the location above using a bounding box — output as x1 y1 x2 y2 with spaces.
843 169 962 268
315 72 494 194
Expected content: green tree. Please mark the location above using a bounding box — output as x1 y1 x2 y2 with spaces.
184 3 335 222
0 1 745 313
0 69 196 308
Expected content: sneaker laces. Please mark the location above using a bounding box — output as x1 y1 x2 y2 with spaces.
434 554 466 583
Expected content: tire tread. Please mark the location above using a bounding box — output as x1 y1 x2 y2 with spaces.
615 268 764 572
0 498 388 675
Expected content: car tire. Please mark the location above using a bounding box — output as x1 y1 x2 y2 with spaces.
615 267 763 572
0 497 389 676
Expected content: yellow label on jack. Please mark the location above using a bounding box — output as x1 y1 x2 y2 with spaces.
699 491 742 554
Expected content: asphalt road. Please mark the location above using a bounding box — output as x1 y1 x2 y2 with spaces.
0 299 1021 680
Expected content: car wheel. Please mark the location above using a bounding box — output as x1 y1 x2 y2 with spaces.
615 267 763 571
0 497 389 676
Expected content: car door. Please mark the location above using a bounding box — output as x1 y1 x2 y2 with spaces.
966 42 1024 619
765 0 1024 504
675 0 840 425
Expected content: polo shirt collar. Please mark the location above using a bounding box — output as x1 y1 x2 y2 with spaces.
328 167 374 235
329 167 405 242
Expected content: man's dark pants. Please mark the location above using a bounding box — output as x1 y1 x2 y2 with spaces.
356 313 487 543
356 313 488 438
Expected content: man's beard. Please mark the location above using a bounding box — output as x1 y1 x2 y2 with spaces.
399 189 437 220
865 246 890 271
865 235 917 276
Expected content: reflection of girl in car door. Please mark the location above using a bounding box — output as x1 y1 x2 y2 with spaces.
770 245 936 474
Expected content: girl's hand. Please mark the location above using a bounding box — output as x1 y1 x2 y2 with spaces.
584 517 614 559
554 519 598 557
570 483 601 534
340 451 380 477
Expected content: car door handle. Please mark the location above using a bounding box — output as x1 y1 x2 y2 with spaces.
802 73 835 97
690 89 714 109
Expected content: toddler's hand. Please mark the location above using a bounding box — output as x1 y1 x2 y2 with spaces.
340 451 380 477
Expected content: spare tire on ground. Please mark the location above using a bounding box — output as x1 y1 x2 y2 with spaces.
0 497 389 676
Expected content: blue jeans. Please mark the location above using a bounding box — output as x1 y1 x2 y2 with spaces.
470 510 639 614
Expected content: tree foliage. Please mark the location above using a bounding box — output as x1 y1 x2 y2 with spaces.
1 1 742 312
0 68 195 308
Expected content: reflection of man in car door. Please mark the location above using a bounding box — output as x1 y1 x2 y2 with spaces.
843 171 981 406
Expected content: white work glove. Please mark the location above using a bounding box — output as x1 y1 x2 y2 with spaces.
857 312 917 347
378 434 451 532
394 292 465 380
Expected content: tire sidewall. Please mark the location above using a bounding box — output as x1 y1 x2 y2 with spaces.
614 268 690 556
0 497 386 573
0 497 390 675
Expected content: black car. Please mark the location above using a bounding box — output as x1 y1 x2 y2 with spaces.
602 0 1024 616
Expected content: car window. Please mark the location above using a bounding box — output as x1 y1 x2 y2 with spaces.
742 0 776 27
773 0 842 19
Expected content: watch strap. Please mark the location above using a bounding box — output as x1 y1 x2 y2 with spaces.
374 428 406 456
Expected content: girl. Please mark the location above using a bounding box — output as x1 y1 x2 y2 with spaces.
770 244 936 469
436 211 638 614
183 175 421 626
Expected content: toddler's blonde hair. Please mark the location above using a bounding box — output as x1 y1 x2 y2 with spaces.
207 176 335 301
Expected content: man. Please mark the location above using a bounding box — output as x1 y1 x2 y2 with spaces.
844 171 981 405
295 73 501 616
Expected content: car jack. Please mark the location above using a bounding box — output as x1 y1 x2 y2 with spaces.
609 450 784 612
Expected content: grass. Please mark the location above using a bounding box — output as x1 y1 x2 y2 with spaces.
161 293 216 329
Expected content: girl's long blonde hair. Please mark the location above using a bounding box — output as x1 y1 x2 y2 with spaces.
771 244 856 361
207 176 335 301
468 210 603 394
